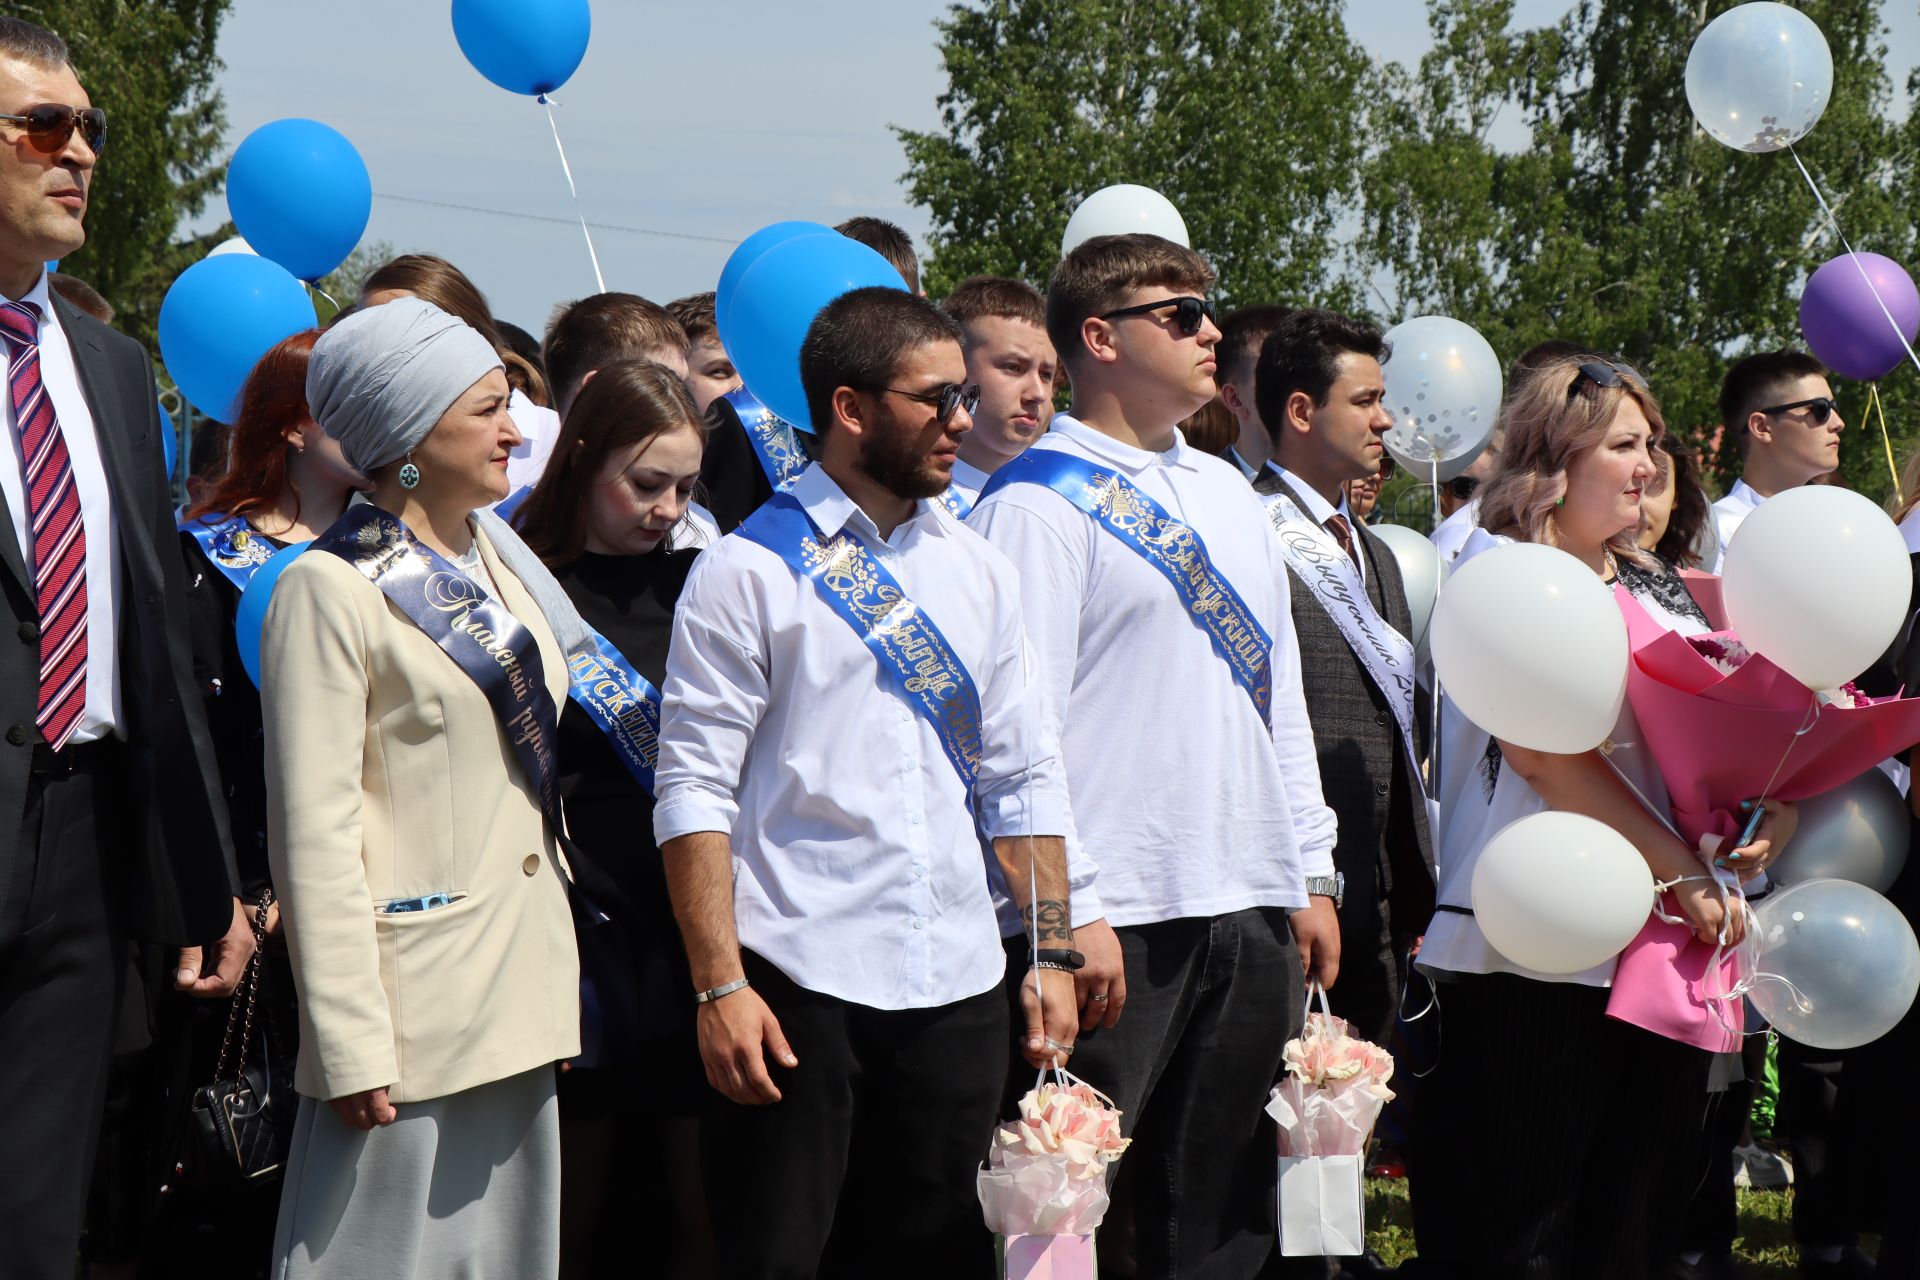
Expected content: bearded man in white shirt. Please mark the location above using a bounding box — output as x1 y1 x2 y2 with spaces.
940 274 1057 510
969 234 1342 1280
654 286 1077 1280
1709 349 1843 569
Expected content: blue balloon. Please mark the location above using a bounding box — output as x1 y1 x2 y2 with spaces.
157 399 177 482
714 220 834 342
159 255 317 423
235 541 314 688
720 235 907 431
453 0 592 96
227 119 372 282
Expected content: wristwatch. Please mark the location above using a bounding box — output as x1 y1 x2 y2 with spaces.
1031 947 1086 972
1305 873 1345 909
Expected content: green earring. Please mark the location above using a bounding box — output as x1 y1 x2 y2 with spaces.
399 452 421 490
1555 494 1566 507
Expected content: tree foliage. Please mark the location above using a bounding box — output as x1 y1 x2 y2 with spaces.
21 0 231 352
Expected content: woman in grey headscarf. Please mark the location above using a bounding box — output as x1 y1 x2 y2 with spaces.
262 298 594 1279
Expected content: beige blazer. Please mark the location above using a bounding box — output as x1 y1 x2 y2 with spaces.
262 524 580 1104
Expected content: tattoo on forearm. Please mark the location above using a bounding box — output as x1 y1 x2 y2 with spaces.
1023 899 1072 944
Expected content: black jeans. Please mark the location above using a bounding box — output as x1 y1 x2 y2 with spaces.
1006 906 1304 1280
703 950 1009 1280
0 744 128 1280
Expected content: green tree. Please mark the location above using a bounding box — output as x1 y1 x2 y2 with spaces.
22 0 231 352
898 0 1372 305
1361 0 1918 502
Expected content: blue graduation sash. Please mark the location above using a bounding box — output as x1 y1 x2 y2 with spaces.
981 448 1274 725
724 387 813 491
564 628 664 796
181 513 277 590
736 491 983 790
311 505 565 823
937 485 973 520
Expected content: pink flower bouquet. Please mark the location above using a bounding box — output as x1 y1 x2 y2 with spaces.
1265 1001 1396 1158
977 1074 1131 1238
1605 587 1920 1050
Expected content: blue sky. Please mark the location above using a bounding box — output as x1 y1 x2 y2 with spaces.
202 1 1920 331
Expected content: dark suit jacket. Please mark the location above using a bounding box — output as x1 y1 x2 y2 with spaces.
699 394 819 533
0 294 236 947
1255 471 1436 947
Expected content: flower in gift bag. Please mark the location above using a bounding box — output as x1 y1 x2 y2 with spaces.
979 1073 1130 1237
1267 997 1396 1159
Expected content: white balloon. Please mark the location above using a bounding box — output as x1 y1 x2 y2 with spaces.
1471 811 1655 974
1368 522 1446 663
1381 316 1502 471
1749 878 1920 1050
207 236 257 258
1430 541 1628 753
1721 486 1910 690
1770 769 1911 893
1061 185 1190 256
1685 2 1833 154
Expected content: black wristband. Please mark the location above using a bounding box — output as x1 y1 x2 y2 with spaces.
1032 947 1086 971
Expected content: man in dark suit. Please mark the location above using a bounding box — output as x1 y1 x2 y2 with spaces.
0 19 249 1278
1252 308 1436 1048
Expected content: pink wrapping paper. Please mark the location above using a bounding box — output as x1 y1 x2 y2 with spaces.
1604 586 1920 1049
1003 1233 1094 1280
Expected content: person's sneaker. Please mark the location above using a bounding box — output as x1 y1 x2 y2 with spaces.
1672 1252 1746 1280
1798 1245 1876 1278
1734 1140 1794 1189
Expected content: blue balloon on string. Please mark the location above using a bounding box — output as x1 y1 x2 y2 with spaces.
157 399 177 481
227 119 372 282
714 220 834 342
453 0 592 96
158 254 316 423
720 234 907 432
235 541 313 688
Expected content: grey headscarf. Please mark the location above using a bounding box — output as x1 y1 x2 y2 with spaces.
308 296 597 662
305 296 503 476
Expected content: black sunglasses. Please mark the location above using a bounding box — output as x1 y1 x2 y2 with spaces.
1098 295 1217 337
1567 359 1646 400
0 104 107 158
856 381 981 426
1757 395 1838 426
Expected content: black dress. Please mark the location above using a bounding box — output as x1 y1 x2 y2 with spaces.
553 546 704 1095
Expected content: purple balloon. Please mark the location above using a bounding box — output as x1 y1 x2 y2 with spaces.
1800 252 1920 382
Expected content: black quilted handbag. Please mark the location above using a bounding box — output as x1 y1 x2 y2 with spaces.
187 888 293 1182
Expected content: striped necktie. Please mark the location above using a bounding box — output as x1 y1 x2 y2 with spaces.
0 301 88 749
1325 512 1362 574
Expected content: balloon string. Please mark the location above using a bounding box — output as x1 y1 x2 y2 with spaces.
308 282 341 315
1787 145 1920 381
539 94 607 294
1870 384 1903 504
1425 448 1442 793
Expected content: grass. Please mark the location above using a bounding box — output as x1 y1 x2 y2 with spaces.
1364 1179 1873 1277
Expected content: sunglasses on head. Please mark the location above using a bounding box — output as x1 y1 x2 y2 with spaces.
0 104 107 158
1098 295 1217 337
1758 395 1838 426
856 381 982 426
1566 359 1646 400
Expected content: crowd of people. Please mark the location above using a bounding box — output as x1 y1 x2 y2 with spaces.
7 13 1920 1280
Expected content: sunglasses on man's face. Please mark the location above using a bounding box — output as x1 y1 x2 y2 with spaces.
1098 295 1217 338
0 104 107 158
857 381 982 426
1758 396 1839 426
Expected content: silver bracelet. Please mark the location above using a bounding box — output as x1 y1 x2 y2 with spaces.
693 977 751 1005
1032 960 1077 974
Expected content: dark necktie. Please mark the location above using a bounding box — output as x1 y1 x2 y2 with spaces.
1325 512 1362 574
0 300 88 749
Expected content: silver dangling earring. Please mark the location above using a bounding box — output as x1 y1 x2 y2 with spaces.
398 451 421 490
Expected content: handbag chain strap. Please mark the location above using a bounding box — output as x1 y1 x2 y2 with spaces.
210 886 275 1086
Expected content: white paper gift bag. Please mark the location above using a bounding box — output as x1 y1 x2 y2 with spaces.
1276 1153 1365 1257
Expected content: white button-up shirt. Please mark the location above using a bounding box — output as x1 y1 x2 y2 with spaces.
1270 464 1365 585
1430 497 1480 565
949 456 992 508
505 390 560 491
1708 478 1764 572
653 465 1073 1010
969 415 1337 930
0 275 121 742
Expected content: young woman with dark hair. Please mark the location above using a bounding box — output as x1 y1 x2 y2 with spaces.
512 357 714 1279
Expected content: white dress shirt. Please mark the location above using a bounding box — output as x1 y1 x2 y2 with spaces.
1708 478 1764 572
653 465 1073 1010
0 274 121 742
505 390 560 491
1223 445 1259 480
1429 497 1480 564
1420 529 1706 986
949 456 992 508
969 415 1337 930
1271 464 1365 584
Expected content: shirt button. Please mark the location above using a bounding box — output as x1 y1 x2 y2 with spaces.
1375 781 1390 797
4 724 27 746
522 854 540 876
16 621 36 643
912 918 926 930
908 813 923 825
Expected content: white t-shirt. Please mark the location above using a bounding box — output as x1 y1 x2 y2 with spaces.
1419 529 1709 987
